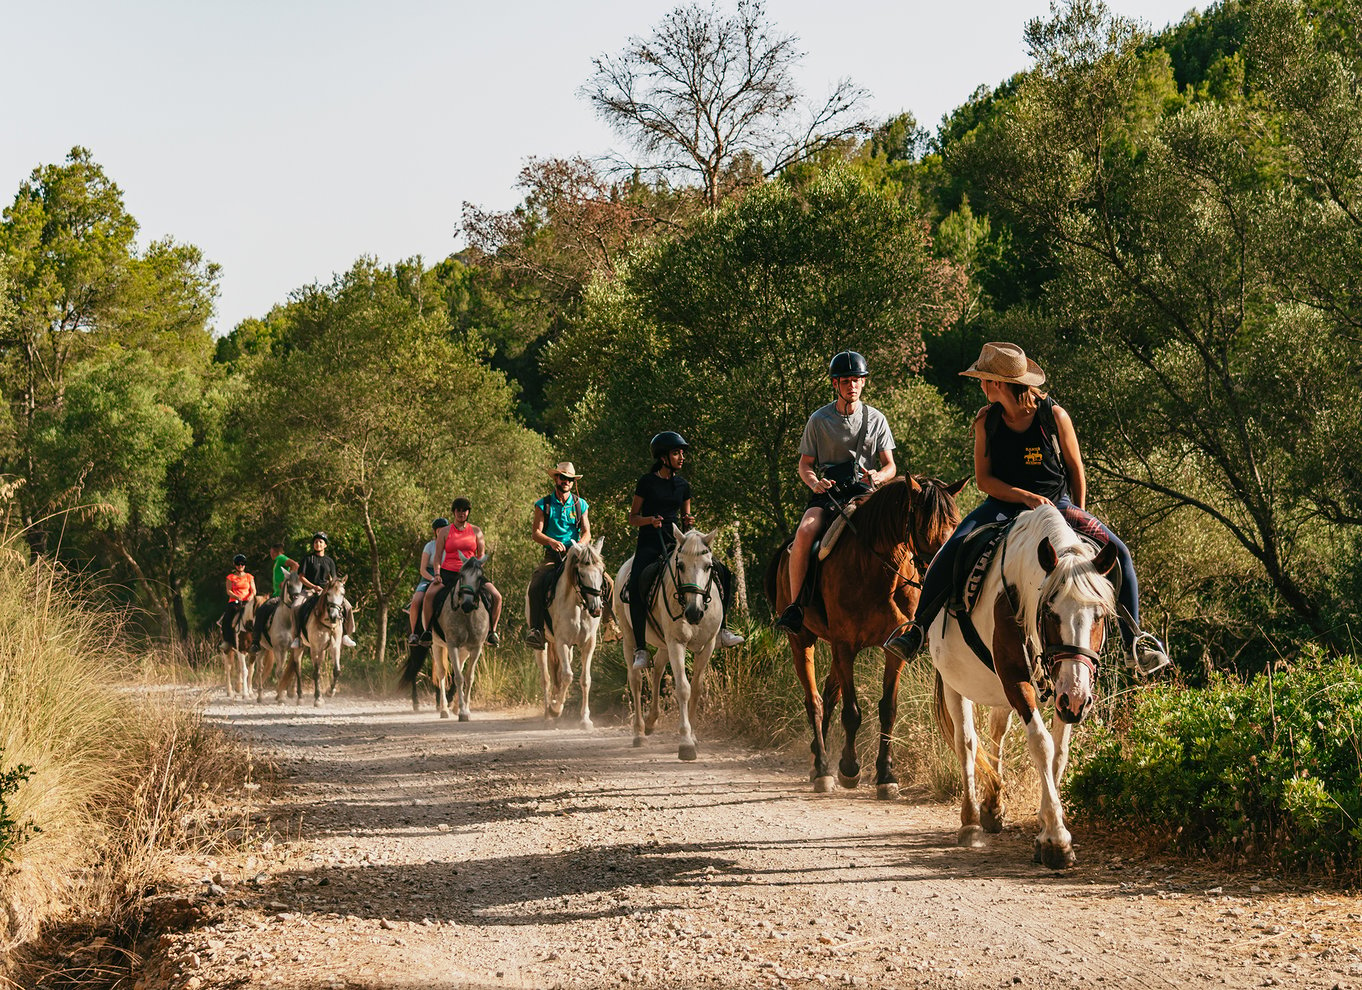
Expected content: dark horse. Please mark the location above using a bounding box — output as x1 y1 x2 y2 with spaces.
764 475 965 796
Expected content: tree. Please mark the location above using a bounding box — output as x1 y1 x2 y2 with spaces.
546 164 967 564
583 0 868 207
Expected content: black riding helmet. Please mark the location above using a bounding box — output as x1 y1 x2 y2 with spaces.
432 517 449 530
829 350 870 378
232 554 247 565
650 431 689 459
311 531 328 543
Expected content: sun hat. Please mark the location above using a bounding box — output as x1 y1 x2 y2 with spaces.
959 342 1046 387
549 461 583 480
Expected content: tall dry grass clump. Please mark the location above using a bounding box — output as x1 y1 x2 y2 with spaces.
0 554 256 959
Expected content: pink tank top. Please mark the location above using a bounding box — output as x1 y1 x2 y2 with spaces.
441 525 478 570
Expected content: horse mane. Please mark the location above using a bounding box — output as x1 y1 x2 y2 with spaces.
1008 506 1116 640
851 476 960 554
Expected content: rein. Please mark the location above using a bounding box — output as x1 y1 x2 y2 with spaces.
661 540 716 624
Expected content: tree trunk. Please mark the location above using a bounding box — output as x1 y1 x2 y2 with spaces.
374 600 389 668
729 521 748 615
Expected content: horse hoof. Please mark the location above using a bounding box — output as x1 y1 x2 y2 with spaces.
812 776 836 793
876 783 900 801
837 773 861 790
313 699 323 708
580 719 593 730
981 806 1006 834
643 726 655 736
458 713 470 722
412 701 420 713
439 710 450 719
1034 839 1076 870
678 743 698 762
958 825 987 849
633 736 644 748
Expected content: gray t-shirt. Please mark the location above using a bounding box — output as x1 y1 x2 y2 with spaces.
798 402 895 473
420 539 437 579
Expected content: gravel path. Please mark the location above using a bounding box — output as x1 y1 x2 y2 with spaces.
133 695 1362 990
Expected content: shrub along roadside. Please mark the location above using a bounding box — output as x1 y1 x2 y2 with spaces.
1066 647 1362 873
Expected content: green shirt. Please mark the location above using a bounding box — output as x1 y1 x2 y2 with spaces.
272 553 293 596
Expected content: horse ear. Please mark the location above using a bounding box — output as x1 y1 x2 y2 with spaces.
671 522 684 543
948 477 969 497
907 475 921 492
338 574 347 584
1037 538 1058 573
702 529 717 548
1093 541 1119 576
592 536 604 555
478 553 490 565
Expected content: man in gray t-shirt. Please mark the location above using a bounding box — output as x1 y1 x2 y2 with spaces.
775 351 897 634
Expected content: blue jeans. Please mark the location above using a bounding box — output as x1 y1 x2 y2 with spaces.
911 497 1141 649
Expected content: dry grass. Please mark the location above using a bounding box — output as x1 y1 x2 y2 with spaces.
0 557 259 981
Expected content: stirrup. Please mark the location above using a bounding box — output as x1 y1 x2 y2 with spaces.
883 624 924 663
1128 631 1172 677
631 649 651 670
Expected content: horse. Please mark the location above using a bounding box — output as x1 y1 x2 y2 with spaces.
528 538 608 727
764 475 966 796
929 504 1118 869
430 555 490 721
255 573 307 704
284 575 350 707
613 526 723 761
221 595 264 700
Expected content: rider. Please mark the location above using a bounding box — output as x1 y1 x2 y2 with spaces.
882 341 1171 674
407 517 447 645
221 554 256 647
295 532 358 648
774 351 897 633
526 462 615 649
270 541 298 598
627 432 744 671
421 498 503 646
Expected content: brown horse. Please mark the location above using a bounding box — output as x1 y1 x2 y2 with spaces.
765 475 965 796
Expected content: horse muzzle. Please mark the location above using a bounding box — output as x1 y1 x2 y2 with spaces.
1055 692 1093 724
683 604 705 625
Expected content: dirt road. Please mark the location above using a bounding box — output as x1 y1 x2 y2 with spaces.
134 695 1362 990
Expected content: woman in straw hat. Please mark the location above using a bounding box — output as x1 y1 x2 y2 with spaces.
883 342 1170 675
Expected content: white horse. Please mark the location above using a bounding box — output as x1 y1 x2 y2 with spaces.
613 526 723 761
221 595 263 700
929 505 1118 869
287 575 349 707
529 538 608 727
257 573 307 704
431 556 490 721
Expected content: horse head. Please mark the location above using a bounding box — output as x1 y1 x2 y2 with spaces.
1031 528 1119 725
283 572 307 608
906 475 967 572
566 538 606 619
456 556 486 613
670 525 717 626
322 576 347 623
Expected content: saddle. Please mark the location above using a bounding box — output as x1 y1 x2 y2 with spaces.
815 497 865 561
949 519 1014 617
255 597 281 646
618 559 668 637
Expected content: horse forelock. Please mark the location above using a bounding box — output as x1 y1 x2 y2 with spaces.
910 475 962 557
567 539 604 575
677 529 712 560
1007 507 1116 637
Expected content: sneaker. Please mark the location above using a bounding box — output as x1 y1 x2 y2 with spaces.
526 628 546 650
486 630 500 646
631 649 651 670
407 631 421 645
342 635 358 648
1129 632 1172 677
883 624 924 663
289 637 300 649
774 604 804 633
717 628 745 648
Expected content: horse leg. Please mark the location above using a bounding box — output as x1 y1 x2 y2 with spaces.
550 640 571 719
311 645 323 707
457 645 480 721
832 643 862 789
874 649 905 800
646 647 665 736
980 706 1012 833
578 635 596 730
1021 706 1072 868
943 685 986 849
669 641 697 762
682 640 715 759
326 641 341 698
273 648 292 704
292 647 304 706
1049 713 1074 784
790 633 833 792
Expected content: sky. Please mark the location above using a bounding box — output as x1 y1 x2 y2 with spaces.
2 1 1202 335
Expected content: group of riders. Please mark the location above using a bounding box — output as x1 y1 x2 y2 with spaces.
222 340 1170 678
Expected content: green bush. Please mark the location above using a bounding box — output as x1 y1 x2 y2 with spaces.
0 755 37 864
1067 647 1362 871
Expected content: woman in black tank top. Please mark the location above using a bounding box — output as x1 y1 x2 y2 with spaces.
883 342 1171 675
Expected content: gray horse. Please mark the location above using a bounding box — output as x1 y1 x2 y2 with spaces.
255 572 307 704
431 556 491 720
286 575 350 707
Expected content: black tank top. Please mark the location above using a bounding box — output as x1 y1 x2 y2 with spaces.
986 400 1068 503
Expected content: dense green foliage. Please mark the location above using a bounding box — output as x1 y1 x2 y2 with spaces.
0 756 36 865
1068 649 1362 870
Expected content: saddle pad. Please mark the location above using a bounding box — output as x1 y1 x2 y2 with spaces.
816 501 861 561
950 519 1013 616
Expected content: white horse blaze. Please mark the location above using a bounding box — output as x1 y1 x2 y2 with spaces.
613 527 723 761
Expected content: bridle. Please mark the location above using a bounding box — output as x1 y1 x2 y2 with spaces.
664 540 716 622
566 550 604 616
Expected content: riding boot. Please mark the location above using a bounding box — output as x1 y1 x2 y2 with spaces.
526 564 554 648
883 622 924 663
774 603 803 633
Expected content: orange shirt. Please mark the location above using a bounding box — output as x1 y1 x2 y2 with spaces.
226 572 254 602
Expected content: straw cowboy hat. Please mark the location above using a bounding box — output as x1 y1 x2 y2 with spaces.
959 342 1047 387
548 461 583 480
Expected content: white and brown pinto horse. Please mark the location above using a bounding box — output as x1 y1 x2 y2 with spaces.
530 538 608 726
613 526 722 762
222 595 265 700
257 572 307 704
929 504 1117 870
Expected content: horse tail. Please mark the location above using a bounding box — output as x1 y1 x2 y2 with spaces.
399 643 429 688
762 540 790 608
932 670 1000 789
